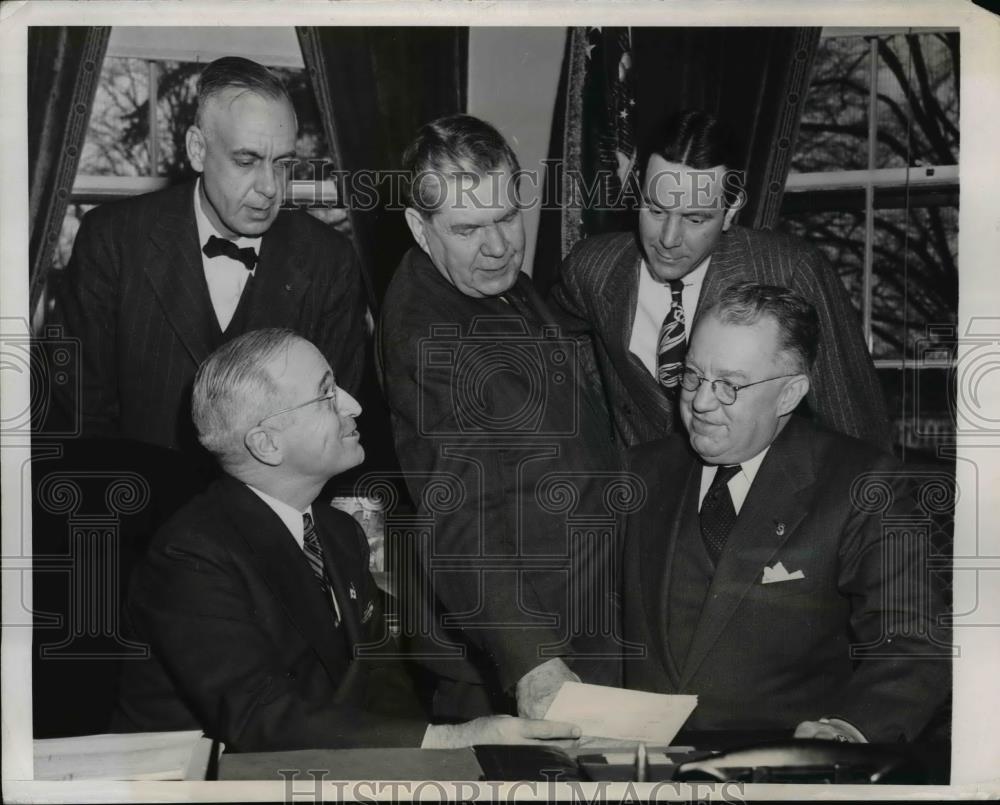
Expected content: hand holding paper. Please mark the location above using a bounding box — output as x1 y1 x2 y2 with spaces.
543 682 697 744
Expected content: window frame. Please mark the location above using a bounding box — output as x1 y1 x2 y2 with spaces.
782 27 959 370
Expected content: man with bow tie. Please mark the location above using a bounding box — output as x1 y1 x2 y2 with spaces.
621 282 950 743
52 57 365 456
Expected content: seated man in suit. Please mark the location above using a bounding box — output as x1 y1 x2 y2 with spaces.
551 109 890 450
114 328 581 752
379 114 623 721
623 283 949 742
52 56 365 456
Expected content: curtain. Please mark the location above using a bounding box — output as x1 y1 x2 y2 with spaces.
534 26 820 290
632 27 820 230
28 26 111 327
297 27 467 311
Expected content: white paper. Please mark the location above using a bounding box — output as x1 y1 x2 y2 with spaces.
544 682 697 744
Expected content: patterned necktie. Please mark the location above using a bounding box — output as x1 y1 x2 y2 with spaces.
202 234 258 271
656 279 686 389
699 464 742 565
303 512 339 625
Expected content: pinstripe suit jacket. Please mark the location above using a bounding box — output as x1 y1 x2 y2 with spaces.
550 227 891 450
52 181 366 452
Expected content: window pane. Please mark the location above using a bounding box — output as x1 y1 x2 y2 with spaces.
875 33 959 170
776 210 866 316
871 204 958 360
79 57 151 176
878 366 955 461
154 60 201 178
791 36 870 173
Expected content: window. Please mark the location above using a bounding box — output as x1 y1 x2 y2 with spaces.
779 29 959 460
47 31 345 310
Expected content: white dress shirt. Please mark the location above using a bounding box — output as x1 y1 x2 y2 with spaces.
697 445 771 514
193 179 261 331
246 484 341 620
629 256 711 377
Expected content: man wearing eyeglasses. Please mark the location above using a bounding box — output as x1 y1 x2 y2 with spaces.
550 109 890 451
621 283 949 743
114 328 582 751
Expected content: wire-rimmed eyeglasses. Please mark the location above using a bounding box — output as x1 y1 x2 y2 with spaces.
680 367 799 405
256 387 338 427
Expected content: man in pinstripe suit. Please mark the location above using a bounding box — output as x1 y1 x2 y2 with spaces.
52 57 366 456
551 109 890 451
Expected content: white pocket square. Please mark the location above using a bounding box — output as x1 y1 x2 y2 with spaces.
762 561 805 584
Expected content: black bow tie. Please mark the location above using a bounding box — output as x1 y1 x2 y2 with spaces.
202 235 258 271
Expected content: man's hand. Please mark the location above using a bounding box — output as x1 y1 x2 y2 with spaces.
794 718 867 743
422 715 581 748
515 657 581 719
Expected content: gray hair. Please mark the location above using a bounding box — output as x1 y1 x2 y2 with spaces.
402 113 521 215
192 328 302 462
702 282 820 373
195 56 293 129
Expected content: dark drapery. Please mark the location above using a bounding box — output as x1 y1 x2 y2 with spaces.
296 27 467 310
631 27 820 230
28 26 110 325
534 27 819 293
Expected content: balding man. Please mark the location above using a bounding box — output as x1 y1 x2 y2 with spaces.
114 329 581 751
53 57 365 456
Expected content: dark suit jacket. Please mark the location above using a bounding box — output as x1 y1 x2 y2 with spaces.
550 227 891 450
52 181 366 452
622 416 950 742
378 248 623 692
113 475 428 752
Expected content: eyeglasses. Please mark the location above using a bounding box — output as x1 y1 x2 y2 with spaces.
680 367 799 405
256 387 338 427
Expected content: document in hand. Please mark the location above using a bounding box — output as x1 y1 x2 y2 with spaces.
544 682 697 744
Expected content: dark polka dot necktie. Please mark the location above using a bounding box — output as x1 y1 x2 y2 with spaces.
699 464 742 565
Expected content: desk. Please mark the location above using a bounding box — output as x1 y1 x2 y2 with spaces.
217 737 950 784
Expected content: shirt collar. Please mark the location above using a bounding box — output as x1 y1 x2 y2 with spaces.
193 178 262 254
736 444 770 487
640 253 712 288
245 483 313 549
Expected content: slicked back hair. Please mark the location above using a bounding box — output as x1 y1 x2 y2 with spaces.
702 282 820 373
402 113 521 216
639 109 745 208
192 328 302 464
195 56 293 128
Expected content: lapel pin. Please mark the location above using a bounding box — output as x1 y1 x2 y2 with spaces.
284 283 292 292
349 583 357 600
775 521 786 536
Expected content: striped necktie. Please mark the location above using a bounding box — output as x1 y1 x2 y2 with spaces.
656 279 686 389
303 512 339 625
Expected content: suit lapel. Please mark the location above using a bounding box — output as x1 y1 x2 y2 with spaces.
607 239 675 433
143 182 218 365
313 509 363 650
637 441 696 686
241 212 312 331
215 478 349 681
679 417 815 686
